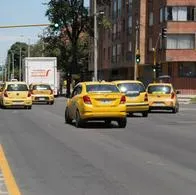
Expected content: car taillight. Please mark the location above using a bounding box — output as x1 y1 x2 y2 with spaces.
120 95 126 104
28 91 31 97
144 93 148 101
50 90 53 95
83 95 92 104
171 92 175 99
4 90 8 97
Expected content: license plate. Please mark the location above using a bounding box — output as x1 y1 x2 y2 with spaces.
12 102 24 105
101 100 111 104
39 98 45 100
153 103 165 106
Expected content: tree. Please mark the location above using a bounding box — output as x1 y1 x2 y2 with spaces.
45 0 90 96
7 42 28 80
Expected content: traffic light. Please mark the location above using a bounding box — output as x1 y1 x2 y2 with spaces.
155 63 162 77
136 54 140 64
50 23 60 32
161 27 167 38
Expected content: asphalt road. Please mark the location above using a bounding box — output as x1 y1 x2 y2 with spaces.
0 98 196 195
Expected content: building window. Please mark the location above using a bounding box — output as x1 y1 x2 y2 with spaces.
167 34 195 49
113 0 117 19
108 47 111 60
178 62 196 77
128 41 132 52
112 24 116 40
165 6 196 21
112 45 117 63
160 8 163 23
149 37 153 51
117 0 122 17
127 16 132 35
149 12 154 26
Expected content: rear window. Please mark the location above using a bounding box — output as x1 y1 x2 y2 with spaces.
117 83 145 93
86 84 119 93
33 85 51 90
7 84 28 91
147 85 171 94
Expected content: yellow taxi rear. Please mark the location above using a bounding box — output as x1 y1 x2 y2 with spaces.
147 83 179 113
0 82 32 109
29 83 54 104
65 82 127 128
113 80 149 117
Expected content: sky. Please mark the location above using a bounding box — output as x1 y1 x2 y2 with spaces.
0 0 89 65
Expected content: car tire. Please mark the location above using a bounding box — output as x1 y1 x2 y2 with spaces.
117 118 127 128
104 119 111 126
27 106 32 110
172 107 178 113
142 111 148 117
128 112 133 117
75 110 84 128
50 101 54 105
65 108 72 124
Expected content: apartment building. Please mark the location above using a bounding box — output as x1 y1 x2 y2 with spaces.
89 0 196 94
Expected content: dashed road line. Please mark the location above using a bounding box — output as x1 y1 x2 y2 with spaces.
0 145 21 195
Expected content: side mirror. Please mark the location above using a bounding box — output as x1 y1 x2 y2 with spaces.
176 90 180 94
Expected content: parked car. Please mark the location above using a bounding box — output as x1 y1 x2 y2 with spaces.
65 81 127 128
147 82 179 113
29 83 54 105
0 81 32 109
113 80 149 117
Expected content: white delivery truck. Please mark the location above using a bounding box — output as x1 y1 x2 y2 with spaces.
24 57 59 96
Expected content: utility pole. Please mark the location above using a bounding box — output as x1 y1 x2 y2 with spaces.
93 0 98 81
134 20 139 80
11 51 14 79
8 55 10 81
28 38 31 57
19 47 22 81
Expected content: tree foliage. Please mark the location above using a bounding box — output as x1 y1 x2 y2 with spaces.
45 0 89 75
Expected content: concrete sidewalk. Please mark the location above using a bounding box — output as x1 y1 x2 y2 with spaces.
177 94 196 104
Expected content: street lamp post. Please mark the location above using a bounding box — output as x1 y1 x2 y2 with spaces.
93 0 98 81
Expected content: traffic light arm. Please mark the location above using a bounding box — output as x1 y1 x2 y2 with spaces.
0 23 53 29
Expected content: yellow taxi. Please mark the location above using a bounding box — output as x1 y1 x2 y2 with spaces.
0 82 4 97
147 83 179 113
65 81 127 128
113 80 149 117
29 83 54 105
0 81 32 109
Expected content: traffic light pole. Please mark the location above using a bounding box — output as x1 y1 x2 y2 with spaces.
134 20 139 80
153 33 161 82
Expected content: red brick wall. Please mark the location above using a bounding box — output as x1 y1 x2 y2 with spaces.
166 50 196 62
167 0 196 6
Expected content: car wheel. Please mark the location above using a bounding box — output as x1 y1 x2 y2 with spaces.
172 107 177 113
65 108 72 124
104 119 111 126
128 112 133 117
27 106 32 110
142 111 148 117
75 110 84 128
50 101 54 105
117 118 127 128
